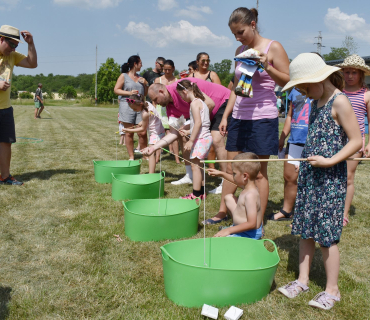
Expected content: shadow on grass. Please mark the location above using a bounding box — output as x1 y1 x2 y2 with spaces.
16 169 83 182
0 286 11 320
274 234 327 289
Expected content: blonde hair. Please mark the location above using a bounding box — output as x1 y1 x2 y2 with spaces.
176 80 205 101
232 152 261 180
127 93 148 112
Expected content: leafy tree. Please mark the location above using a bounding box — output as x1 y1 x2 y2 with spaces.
209 59 233 87
19 92 33 99
342 36 358 55
59 85 77 99
10 87 18 99
323 36 359 61
96 57 121 103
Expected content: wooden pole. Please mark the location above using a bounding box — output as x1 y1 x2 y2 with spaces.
201 158 369 163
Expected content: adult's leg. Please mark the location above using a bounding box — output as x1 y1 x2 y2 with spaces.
38 105 44 117
0 142 11 179
272 155 299 220
211 130 227 173
297 238 315 286
343 152 361 223
321 244 341 298
207 145 216 169
34 108 38 119
256 155 270 219
122 122 135 160
172 138 181 164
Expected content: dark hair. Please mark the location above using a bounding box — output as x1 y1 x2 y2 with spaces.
176 80 205 101
188 61 198 71
127 93 148 112
228 7 258 27
196 52 209 62
38 83 42 87
156 57 165 64
121 55 141 73
329 71 345 91
163 59 175 68
232 152 261 180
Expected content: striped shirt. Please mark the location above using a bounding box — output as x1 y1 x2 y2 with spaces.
344 87 367 134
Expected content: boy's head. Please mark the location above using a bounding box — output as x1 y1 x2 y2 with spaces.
232 152 260 185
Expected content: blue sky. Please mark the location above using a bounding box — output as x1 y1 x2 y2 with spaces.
3 0 370 76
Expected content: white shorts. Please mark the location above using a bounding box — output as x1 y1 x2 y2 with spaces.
119 123 125 135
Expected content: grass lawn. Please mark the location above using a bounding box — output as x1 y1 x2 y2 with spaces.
1 105 369 320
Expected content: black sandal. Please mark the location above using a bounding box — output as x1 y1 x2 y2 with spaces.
267 209 293 221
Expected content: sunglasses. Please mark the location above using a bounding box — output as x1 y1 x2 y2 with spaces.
200 59 210 63
156 62 164 67
126 98 138 104
4 38 18 49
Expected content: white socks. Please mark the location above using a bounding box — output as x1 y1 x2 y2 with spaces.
185 165 193 179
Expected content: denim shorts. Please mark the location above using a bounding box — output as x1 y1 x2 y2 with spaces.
226 117 278 155
0 107 16 143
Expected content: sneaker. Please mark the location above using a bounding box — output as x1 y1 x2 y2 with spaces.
308 291 340 310
0 175 24 186
171 173 192 185
278 280 309 299
209 180 223 194
180 193 205 200
134 148 142 154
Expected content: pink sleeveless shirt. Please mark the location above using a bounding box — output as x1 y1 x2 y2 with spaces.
190 98 211 140
343 87 367 134
233 41 278 120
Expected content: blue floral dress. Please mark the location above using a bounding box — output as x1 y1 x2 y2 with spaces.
291 93 348 247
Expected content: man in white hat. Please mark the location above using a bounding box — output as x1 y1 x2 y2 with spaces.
0 25 37 185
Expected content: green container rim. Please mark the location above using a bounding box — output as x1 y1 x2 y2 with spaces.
161 238 280 271
112 171 165 185
93 159 142 168
122 198 201 217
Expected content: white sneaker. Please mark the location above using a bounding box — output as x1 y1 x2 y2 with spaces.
209 180 223 194
171 174 193 185
134 148 142 154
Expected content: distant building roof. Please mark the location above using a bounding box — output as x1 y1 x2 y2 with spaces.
326 55 370 66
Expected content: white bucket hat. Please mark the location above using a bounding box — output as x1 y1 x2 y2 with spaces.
0 25 23 43
282 53 341 92
335 54 370 76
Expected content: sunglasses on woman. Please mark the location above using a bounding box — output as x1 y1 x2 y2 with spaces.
200 59 210 63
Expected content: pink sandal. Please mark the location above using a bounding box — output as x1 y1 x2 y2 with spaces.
278 280 309 298
343 217 349 226
308 291 340 310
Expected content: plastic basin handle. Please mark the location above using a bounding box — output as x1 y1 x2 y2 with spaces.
160 247 171 261
161 171 166 178
262 239 278 254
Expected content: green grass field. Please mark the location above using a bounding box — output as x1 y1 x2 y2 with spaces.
1 105 369 320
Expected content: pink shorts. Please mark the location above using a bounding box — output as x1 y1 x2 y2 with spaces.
149 132 165 145
190 136 213 160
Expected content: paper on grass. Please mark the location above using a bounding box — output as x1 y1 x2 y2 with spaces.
288 144 304 166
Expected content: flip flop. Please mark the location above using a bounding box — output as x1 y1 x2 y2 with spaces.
267 209 293 221
202 216 229 225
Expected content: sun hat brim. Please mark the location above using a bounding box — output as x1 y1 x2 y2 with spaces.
282 65 341 92
0 32 23 43
335 62 370 76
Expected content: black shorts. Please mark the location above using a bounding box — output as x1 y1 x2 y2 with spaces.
210 100 231 131
226 117 278 155
285 142 305 155
0 107 16 143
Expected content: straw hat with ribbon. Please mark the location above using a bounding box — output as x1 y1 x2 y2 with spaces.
335 54 370 76
0 25 23 43
282 53 340 92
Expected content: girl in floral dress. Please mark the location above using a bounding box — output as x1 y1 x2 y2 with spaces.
278 53 362 310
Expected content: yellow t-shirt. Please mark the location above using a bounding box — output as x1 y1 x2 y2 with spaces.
0 51 27 109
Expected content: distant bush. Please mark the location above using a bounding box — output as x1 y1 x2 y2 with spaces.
19 92 33 99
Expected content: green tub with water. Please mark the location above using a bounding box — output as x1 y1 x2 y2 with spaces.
160 237 280 307
93 160 141 183
123 198 200 241
112 171 165 201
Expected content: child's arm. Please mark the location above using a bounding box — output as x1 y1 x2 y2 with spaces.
279 101 292 151
309 94 362 167
207 168 234 184
364 91 370 158
183 100 202 151
122 111 149 133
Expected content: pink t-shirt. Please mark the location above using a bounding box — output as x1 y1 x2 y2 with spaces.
144 102 165 136
233 41 278 120
166 78 231 119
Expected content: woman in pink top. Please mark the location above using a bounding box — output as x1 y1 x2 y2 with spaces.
206 7 290 224
336 55 370 226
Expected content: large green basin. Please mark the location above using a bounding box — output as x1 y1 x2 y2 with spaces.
112 171 165 201
123 198 200 241
161 237 280 307
93 160 141 183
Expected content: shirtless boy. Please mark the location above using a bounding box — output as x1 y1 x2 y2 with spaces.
208 152 263 239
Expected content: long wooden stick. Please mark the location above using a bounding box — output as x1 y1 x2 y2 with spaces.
201 158 369 163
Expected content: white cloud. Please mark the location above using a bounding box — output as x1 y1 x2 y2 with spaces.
175 5 212 20
158 0 177 11
53 0 121 9
324 7 370 44
125 20 232 48
0 0 20 10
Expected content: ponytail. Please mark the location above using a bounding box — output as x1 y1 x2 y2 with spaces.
176 80 205 101
121 55 141 73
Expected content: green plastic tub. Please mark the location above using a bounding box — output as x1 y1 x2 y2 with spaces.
123 198 200 241
160 237 280 307
112 171 165 201
93 160 141 183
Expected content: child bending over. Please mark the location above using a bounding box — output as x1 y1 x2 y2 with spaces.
208 152 263 239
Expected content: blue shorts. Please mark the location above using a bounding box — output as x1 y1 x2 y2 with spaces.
226 117 279 155
227 224 263 240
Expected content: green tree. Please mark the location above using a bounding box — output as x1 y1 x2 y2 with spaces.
323 35 359 61
10 87 18 99
19 92 33 99
59 86 77 99
342 36 358 55
209 59 233 86
96 57 121 103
